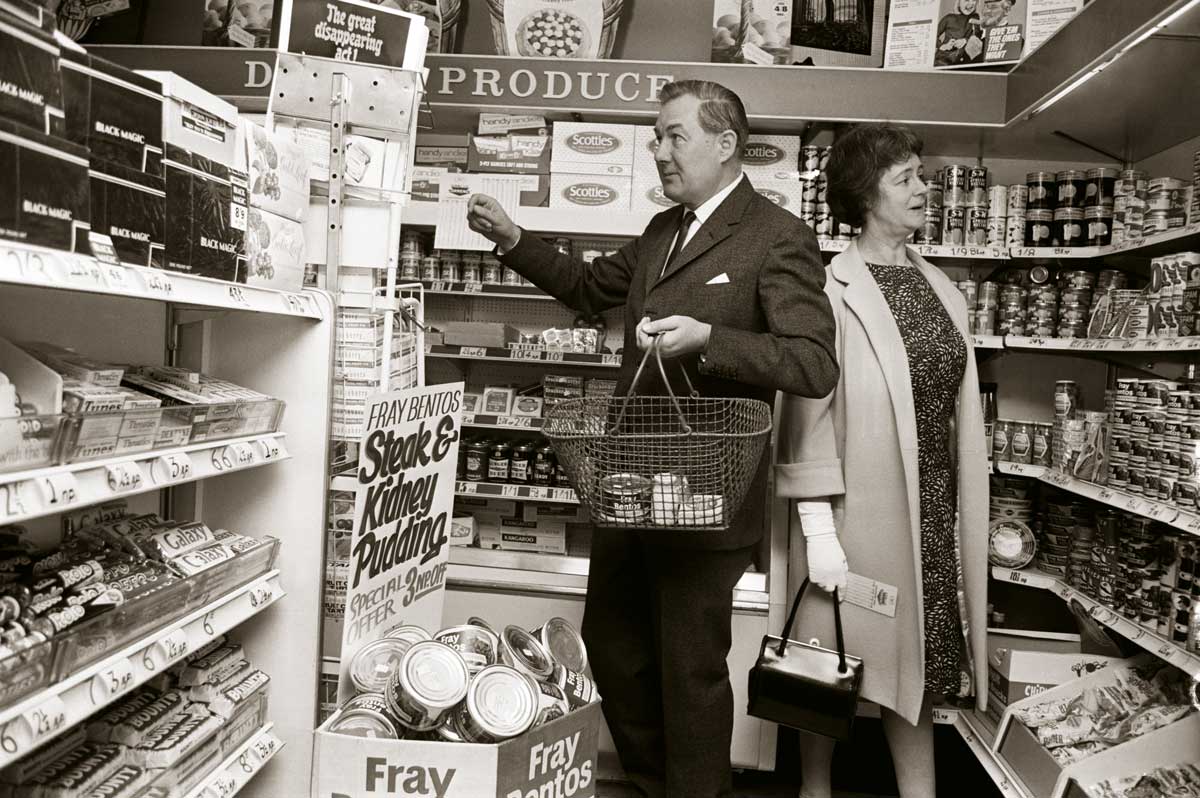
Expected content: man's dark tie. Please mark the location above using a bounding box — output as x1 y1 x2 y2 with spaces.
660 210 697 278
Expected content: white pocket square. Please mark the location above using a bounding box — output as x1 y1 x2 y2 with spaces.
706 273 730 285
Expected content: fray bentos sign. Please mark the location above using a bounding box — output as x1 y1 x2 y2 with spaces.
338 383 464 701
313 701 601 798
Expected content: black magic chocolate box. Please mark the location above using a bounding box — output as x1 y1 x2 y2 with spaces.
60 48 164 176
163 142 248 283
90 160 166 267
0 4 64 136
0 118 90 252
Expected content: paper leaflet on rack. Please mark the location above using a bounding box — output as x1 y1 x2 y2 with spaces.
337 382 464 702
435 173 524 251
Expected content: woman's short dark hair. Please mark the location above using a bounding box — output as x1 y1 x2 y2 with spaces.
658 80 750 152
826 123 924 227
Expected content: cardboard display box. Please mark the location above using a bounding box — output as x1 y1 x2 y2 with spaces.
994 657 1198 798
163 143 248 283
550 174 632 211
986 649 1125 725
631 171 676 215
551 123 635 177
468 133 551 175
60 48 164 177
313 701 602 798
741 135 801 179
751 178 805 220
89 161 166 267
439 322 519 349
139 70 238 168
0 9 63 136
0 118 90 252
477 516 567 555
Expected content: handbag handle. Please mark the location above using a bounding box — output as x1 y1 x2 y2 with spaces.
607 336 698 435
777 578 848 673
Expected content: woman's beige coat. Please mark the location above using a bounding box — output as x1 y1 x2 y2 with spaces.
775 240 990 724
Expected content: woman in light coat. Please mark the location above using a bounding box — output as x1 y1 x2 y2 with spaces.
775 124 989 798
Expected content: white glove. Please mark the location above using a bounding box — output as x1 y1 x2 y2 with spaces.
797 499 848 596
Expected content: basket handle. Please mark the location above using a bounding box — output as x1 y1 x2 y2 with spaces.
608 337 695 435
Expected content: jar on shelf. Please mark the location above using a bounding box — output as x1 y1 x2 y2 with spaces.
488 441 512 482
461 252 482 284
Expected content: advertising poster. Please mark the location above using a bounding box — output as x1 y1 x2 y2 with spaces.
884 0 1080 70
337 382 464 701
287 0 430 70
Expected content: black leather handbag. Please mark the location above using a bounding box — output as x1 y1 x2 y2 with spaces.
747 578 864 741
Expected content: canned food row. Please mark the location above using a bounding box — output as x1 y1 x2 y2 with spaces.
460 436 569 487
336 617 598 743
992 419 1053 466
1025 168 1121 211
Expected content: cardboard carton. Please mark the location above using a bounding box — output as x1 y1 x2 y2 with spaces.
0 10 63 136
986 649 1125 726
60 50 164 177
313 702 602 798
551 122 635 177
468 133 551 175
478 517 567 555
89 161 166 268
162 144 248 283
550 174 632 211
240 120 310 223
0 119 90 252
139 70 238 168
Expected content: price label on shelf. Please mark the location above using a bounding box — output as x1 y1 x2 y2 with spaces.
199 611 217 641
208 775 238 798
460 346 487 358
544 351 564 362
22 696 67 746
915 245 939 257
511 348 543 361
1147 504 1178 522
256 437 282 461
226 284 250 307
210 447 235 472
90 658 135 705
228 442 256 467
105 462 143 493
429 281 448 292
283 293 306 315
231 201 248 232
35 472 78 509
550 488 575 503
498 416 533 429
463 282 482 294
1183 515 1200 534
247 582 274 609
143 271 174 297
457 481 477 495
931 707 957 724
1012 247 1038 259
102 263 135 291
0 719 29 758
1125 497 1143 513
423 341 433 355
1157 643 1176 661
152 453 194 485
1005 569 1033 586
1045 471 1072 488
501 484 521 498
251 734 278 763
601 354 620 366
9 247 52 282
63 255 104 287
155 629 190 665
1097 487 1115 502
0 481 30 520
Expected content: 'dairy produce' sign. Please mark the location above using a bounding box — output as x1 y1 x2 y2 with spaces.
338 382 464 701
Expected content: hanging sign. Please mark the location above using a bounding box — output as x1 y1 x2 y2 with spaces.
287 0 429 70
338 382 464 701
884 0 1082 70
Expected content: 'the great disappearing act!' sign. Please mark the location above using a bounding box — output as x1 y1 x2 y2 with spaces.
338 382 464 700
288 0 430 70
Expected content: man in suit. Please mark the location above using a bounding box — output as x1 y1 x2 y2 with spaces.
466 80 838 798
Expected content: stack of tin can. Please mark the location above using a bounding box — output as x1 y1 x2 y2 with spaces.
915 171 943 245
992 418 1052 467
1057 270 1096 338
1113 170 1148 245
998 283 1030 335
1051 379 1080 473
1006 184 1028 248
335 616 598 743
1084 167 1117 247
400 230 426 281
1034 490 1092 580
987 185 1007 247
1145 178 1190 237
939 164 989 246
802 146 847 241
1053 170 1087 248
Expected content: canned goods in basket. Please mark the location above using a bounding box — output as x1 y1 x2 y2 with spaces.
329 707 400 739
385 641 470 731
597 473 653 524
435 624 500 674
343 692 394 717
454 665 539 743
531 616 588 673
350 637 413 694
499 625 556 681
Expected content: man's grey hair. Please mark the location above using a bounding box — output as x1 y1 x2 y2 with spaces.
658 80 750 152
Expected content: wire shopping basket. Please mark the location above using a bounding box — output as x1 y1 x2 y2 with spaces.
543 340 773 532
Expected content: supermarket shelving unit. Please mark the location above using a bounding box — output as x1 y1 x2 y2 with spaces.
0 246 333 797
